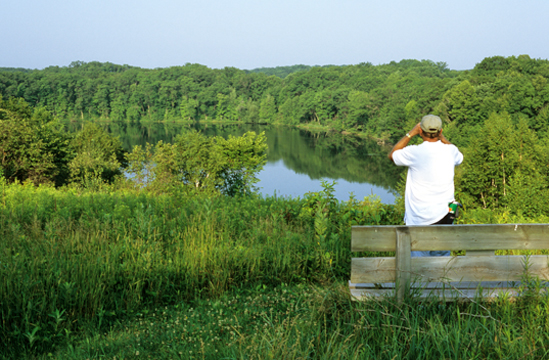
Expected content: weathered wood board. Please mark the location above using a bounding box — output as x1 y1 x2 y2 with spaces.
349 281 549 301
352 224 549 252
350 288 523 301
351 255 549 283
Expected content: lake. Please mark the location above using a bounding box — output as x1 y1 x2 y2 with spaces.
65 122 402 203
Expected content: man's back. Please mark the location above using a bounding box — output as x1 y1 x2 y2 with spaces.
388 115 464 256
393 140 463 225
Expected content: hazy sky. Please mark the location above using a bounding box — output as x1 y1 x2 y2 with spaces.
3 0 548 71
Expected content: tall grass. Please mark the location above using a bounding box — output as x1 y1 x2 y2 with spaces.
42 283 549 359
2 180 548 358
0 181 398 356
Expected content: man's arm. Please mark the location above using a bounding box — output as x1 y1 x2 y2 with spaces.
388 123 421 162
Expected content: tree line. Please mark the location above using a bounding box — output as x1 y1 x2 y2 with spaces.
1 56 549 143
0 58 457 142
1 55 549 217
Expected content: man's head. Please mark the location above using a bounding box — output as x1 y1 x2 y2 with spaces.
420 115 442 139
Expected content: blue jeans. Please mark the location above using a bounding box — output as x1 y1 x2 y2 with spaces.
411 250 451 257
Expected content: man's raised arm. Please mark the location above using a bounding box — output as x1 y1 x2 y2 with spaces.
388 123 421 162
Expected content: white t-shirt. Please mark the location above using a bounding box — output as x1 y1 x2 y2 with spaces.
392 141 463 225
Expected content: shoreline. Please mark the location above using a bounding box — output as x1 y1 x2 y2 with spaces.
60 118 395 147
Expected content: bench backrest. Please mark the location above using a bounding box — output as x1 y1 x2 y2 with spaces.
351 224 549 301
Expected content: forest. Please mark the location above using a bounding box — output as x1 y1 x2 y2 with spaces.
0 56 547 145
1 56 549 358
1 55 549 214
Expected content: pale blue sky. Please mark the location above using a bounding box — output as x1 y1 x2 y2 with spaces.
3 0 548 70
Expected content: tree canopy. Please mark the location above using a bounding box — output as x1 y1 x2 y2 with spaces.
2 55 549 212
2 56 549 144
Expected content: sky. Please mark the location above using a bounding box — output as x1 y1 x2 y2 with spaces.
3 0 549 71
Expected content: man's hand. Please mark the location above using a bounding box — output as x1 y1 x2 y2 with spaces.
409 123 421 137
388 123 421 161
438 129 452 145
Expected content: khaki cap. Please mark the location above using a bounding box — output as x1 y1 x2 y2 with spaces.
420 115 442 133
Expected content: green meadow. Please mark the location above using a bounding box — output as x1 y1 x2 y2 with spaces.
1 181 549 359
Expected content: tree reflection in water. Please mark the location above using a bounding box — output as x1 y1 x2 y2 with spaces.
64 122 402 203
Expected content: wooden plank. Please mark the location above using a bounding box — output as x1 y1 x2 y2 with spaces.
349 282 394 289
350 258 395 283
350 288 394 299
351 255 549 283
352 224 549 252
351 288 530 301
420 287 524 300
351 226 396 252
395 229 412 302
349 280 546 290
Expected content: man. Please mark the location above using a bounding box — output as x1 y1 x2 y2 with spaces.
388 115 463 256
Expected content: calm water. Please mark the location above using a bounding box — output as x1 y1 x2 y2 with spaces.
65 122 402 203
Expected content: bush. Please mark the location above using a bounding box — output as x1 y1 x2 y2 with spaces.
126 130 267 196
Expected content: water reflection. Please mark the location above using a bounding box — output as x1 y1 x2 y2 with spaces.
260 160 396 203
64 121 401 203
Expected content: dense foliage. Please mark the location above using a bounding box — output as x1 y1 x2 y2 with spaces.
245 64 314 78
126 130 267 196
50 285 549 359
2 56 549 144
2 55 549 214
0 96 72 186
1 59 455 142
0 178 547 358
0 97 267 197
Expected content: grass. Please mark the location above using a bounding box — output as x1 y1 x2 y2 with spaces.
0 181 397 357
1 181 549 359
18 282 549 359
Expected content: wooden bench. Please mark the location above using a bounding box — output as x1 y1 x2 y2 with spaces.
350 224 549 301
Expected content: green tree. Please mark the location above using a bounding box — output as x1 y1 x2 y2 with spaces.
69 123 126 185
110 93 127 121
259 94 276 123
457 113 549 211
180 95 198 120
216 89 238 121
92 83 111 118
127 131 266 196
236 97 260 123
0 96 72 186
442 80 481 125
346 90 372 130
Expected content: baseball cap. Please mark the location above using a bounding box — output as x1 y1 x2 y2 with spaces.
420 115 442 133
